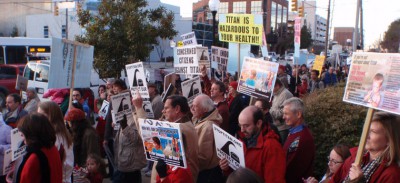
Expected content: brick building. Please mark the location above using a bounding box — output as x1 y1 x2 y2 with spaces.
333 27 356 47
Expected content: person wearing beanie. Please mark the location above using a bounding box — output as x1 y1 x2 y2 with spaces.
65 108 100 167
227 81 247 136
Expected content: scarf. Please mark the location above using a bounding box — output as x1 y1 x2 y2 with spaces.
343 152 383 183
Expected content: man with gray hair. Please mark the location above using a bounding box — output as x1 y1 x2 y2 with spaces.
23 87 40 113
281 97 315 183
191 94 223 183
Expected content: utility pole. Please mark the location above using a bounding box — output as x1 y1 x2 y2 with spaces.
324 0 331 60
353 0 361 51
360 0 364 50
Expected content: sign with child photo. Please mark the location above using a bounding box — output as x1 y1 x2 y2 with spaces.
138 119 187 168
343 52 400 115
237 57 279 100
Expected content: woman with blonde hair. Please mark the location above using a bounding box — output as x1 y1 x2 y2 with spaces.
38 101 74 183
331 111 400 182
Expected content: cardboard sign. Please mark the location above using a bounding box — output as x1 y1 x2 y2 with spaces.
312 55 325 75
98 100 109 119
139 119 187 168
110 92 134 130
161 83 176 103
164 72 177 92
237 57 279 100
126 62 154 118
213 125 245 170
343 53 400 115
48 38 94 88
181 32 198 46
218 14 263 45
211 46 229 72
15 75 28 91
181 77 202 104
174 45 210 76
11 128 26 161
3 149 13 175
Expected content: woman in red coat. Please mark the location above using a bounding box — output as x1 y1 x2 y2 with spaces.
16 113 63 183
330 111 400 183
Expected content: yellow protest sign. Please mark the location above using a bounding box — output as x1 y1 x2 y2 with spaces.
219 14 263 45
177 41 184 47
312 55 325 74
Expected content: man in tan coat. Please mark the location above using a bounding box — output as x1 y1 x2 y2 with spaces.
191 94 223 183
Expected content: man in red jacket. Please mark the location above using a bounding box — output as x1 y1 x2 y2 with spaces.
220 106 286 182
282 97 315 183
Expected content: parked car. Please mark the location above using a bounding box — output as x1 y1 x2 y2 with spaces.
267 52 278 62
0 64 25 107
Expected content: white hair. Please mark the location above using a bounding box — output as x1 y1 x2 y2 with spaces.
197 94 214 112
282 97 305 117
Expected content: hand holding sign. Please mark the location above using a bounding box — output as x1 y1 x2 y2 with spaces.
201 65 207 77
219 158 230 171
132 90 143 110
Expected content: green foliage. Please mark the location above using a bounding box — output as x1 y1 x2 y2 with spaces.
76 0 178 78
303 83 366 178
381 19 400 53
300 25 313 49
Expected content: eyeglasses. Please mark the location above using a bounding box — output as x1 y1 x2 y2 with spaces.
72 94 80 97
327 156 343 165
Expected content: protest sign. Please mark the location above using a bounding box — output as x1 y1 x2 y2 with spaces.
312 55 325 74
126 62 154 118
181 77 202 104
218 14 263 45
175 45 199 75
139 118 187 168
343 52 400 115
49 38 94 88
3 149 13 175
98 100 109 119
211 46 229 72
213 124 245 170
294 17 301 59
181 32 198 46
15 75 28 91
11 128 26 161
197 46 210 70
238 57 279 100
110 92 134 130
161 83 176 103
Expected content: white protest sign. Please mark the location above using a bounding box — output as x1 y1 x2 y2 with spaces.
174 45 199 75
11 128 26 161
3 149 13 175
213 124 245 170
197 46 210 70
181 77 202 104
126 62 154 118
181 32 198 46
98 100 109 119
48 38 94 88
343 53 400 115
211 46 229 72
238 57 279 100
139 118 187 168
110 92 134 129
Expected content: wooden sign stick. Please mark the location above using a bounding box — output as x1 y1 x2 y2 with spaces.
355 108 374 165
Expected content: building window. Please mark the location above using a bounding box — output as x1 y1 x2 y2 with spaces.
62 25 66 38
277 4 282 25
218 2 229 14
271 2 277 32
282 7 287 24
44 26 49 38
233 2 246 14
251 1 262 14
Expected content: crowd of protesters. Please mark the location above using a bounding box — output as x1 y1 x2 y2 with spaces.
0 62 399 183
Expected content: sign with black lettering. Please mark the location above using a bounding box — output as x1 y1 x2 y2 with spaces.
211 46 229 72
218 14 263 45
213 124 245 170
110 92 134 130
11 128 26 161
180 32 197 46
175 45 199 75
139 118 187 168
3 149 13 175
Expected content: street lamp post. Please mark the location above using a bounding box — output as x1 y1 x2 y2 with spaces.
208 0 220 46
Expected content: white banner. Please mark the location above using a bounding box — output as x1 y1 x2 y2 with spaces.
180 32 198 46
11 128 26 161
48 38 94 88
181 77 202 104
213 124 245 170
174 45 199 75
139 119 187 168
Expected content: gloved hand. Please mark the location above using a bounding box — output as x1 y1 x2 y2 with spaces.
156 159 168 178
120 114 128 129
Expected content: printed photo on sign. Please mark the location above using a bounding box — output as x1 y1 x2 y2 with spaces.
126 62 150 99
213 124 245 170
343 53 400 115
3 149 13 175
197 46 210 70
174 45 199 75
110 92 134 128
181 32 197 46
142 101 155 119
11 128 26 161
181 77 202 104
238 57 279 100
98 100 109 119
139 119 187 168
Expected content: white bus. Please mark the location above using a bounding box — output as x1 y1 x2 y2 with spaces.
0 37 51 64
